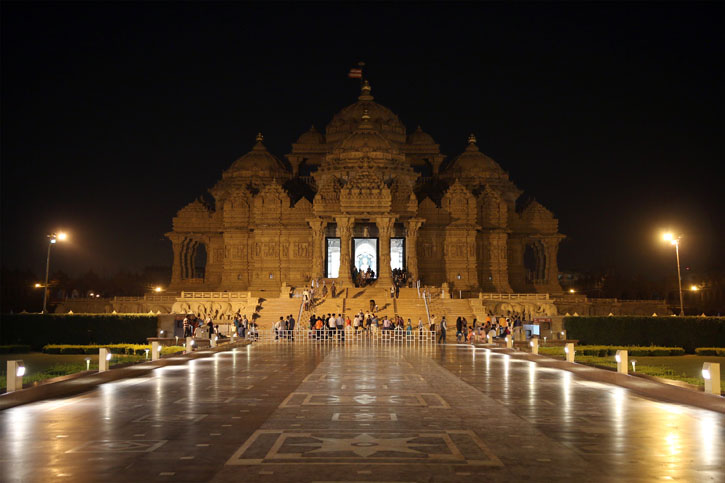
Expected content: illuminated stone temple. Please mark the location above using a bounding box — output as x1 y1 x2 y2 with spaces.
165 81 565 295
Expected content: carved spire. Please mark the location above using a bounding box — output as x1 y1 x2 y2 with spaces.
256 132 264 142
358 80 373 101
468 133 477 145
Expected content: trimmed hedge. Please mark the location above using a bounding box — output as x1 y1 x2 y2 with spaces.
43 344 184 356
540 345 684 357
695 347 725 356
563 316 725 353
0 314 157 350
0 344 31 354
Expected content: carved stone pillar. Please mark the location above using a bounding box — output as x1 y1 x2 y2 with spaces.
405 218 424 282
336 216 355 287
543 236 564 293
307 218 326 281
166 233 183 286
376 216 395 286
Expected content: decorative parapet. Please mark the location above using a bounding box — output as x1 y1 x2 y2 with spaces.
179 291 251 300
479 293 550 301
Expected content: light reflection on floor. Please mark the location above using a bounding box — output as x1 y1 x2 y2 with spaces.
0 343 722 482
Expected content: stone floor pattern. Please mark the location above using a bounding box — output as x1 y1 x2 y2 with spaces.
1 343 724 482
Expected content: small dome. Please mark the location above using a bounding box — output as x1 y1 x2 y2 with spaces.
227 133 288 174
407 126 436 145
445 133 505 176
295 125 325 145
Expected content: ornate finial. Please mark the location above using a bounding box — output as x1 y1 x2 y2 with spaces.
361 108 371 121
358 80 373 101
256 132 264 142
468 133 477 144
309 125 316 132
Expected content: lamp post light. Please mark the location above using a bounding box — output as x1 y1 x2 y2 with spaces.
42 232 67 314
662 233 684 316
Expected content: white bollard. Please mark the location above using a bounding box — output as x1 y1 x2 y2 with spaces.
564 343 575 363
151 341 161 361
560 330 567 340
6 360 25 392
487 332 494 344
529 338 538 355
505 336 513 349
615 350 628 375
186 337 194 353
211 336 217 348
99 348 111 372
703 362 721 396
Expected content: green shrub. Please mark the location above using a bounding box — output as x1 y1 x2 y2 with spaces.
0 314 157 350
540 345 684 357
695 347 725 356
0 344 30 354
563 316 725 353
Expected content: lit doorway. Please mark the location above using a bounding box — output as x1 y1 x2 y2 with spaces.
353 238 378 278
326 238 340 278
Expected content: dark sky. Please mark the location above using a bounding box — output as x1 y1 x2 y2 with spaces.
2 2 723 281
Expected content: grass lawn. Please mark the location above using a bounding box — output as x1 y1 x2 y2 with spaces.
539 346 725 388
0 352 146 389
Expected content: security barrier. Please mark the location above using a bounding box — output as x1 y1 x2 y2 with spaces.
250 328 438 345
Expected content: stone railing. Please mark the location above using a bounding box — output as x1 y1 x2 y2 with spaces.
113 295 177 303
179 291 250 300
479 293 550 301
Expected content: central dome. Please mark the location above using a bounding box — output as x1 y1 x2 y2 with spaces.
325 81 406 146
337 111 399 155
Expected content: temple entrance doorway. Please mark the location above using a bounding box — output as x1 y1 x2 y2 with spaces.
326 238 340 278
353 238 378 278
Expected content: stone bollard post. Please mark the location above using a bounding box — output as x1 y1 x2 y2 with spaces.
99 348 111 372
6 360 25 392
487 332 494 344
530 338 538 355
186 337 194 353
151 341 161 361
703 362 721 395
211 336 217 348
505 336 513 349
564 343 575 363
615 350 628 375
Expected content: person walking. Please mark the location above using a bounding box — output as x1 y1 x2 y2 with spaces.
287 314 296 342
438 316 447 343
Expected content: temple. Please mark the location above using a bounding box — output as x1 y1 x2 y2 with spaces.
166 81 565 295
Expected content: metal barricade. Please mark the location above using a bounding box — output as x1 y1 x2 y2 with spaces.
251 327 438 346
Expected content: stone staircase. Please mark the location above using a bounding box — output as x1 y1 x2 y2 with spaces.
254 297 303 330
428 298 477 324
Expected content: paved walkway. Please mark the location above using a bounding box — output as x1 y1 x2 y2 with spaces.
1 344 724 482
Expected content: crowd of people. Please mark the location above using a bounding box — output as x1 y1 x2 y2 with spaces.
352 266 376 287
182 313 228 340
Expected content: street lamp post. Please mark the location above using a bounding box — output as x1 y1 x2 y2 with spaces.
663 233 684 316
42 232 67 314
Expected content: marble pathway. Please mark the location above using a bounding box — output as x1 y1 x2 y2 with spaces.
0 343 723 482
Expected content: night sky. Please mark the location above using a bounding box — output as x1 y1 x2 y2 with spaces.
2 3 722 282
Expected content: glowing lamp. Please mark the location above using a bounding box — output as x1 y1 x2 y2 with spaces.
106 353 112 361
690 285 699 291
154 286 163 292
663 232 673 242
16 365 26 377
569 289 575 293
35 283 41 288
615 354 621 363
702 362 721 395
57 232 68 241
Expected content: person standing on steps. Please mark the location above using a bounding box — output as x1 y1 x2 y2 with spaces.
438 316 447 343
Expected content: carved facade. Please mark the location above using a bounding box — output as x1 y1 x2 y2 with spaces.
166 82 564 293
